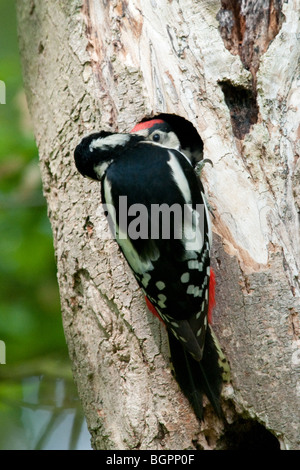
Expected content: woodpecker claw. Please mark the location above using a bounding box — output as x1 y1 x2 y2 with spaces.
195 158 213 177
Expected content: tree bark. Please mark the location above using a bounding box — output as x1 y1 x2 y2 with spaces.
17 0 300 450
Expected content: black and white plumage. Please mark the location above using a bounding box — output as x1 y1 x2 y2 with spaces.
74 120 229 419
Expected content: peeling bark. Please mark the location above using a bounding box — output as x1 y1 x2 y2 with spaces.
217 0 285 81
17 0 299 450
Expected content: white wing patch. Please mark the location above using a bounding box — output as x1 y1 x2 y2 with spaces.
166 151 205 252
183 204 205 252
180 272 190 283
141 273 151 288
167 151 192 204
202 191 212 246
156 281 166 290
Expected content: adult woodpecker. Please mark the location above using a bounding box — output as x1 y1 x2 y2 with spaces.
74 119 229 419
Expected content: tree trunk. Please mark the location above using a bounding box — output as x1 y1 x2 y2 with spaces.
17 0 300 450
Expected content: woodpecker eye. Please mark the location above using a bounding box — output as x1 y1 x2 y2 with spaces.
152 133 161 142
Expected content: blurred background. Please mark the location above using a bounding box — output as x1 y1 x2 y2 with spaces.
0 0 91 449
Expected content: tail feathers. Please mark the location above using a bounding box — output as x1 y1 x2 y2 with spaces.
168 326 229 420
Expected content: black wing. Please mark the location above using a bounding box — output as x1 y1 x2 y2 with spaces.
102 141 211 361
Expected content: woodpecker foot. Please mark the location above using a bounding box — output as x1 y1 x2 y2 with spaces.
195 158 213 177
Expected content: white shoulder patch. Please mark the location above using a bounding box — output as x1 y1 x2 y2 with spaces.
201 191 212 246
89 134 130 152
167 151 192 204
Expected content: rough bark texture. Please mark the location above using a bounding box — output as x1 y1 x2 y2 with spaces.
17 0 300 450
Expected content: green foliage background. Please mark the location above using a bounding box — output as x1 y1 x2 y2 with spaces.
0 0 89 449
0 1 64 362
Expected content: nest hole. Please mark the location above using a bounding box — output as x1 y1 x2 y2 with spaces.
219 80 258 139
219 417 281 450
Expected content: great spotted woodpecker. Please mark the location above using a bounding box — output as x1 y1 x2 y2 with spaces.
74 119 229 419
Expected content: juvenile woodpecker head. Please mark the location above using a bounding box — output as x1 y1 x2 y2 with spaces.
131 119 181 152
